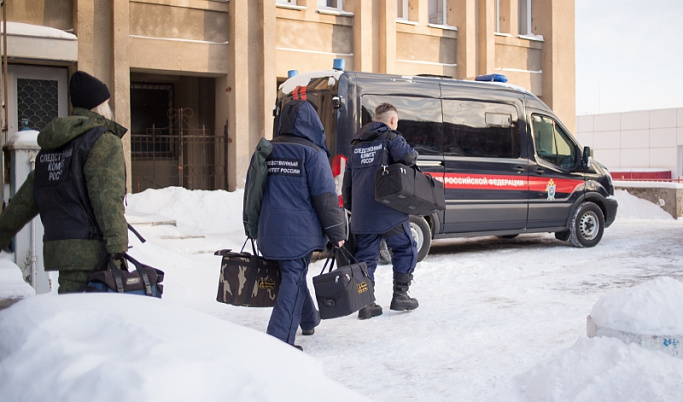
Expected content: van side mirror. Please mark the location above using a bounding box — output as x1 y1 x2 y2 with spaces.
582 146 593 169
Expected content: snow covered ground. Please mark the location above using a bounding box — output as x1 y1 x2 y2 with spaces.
1 187 683 401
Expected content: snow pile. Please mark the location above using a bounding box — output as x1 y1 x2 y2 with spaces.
126 187 242 235
590 276 683 335
0 293 369 402
0 260 35 306
4 130 39 148
1 22 77 40
516 336 683 401
514 277 683 401
613 189 673 220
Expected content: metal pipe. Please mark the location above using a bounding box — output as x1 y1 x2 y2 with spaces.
2 1 8 141
28 153 37 289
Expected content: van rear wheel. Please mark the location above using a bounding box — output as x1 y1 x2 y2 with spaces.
569 201 605 248
379 215 432 264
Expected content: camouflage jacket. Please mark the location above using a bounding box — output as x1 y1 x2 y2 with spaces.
0 108 129 271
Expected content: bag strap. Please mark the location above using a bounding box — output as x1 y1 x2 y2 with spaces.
239 237 250 253
319 252 337 276
336 245 359 264
125 254 156 296
318 245 359 276
128 223 146 243
333 246 370 278
107 255 126 293
242 237 268 258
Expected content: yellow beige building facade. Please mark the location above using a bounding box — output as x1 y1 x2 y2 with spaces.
0 0 575 193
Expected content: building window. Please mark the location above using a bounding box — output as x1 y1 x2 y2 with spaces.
318 0 343 11
17 78 59 131
429 0 447 25
397 0 409 21
276 0 297 5
495 0 501 33
519 0 532 36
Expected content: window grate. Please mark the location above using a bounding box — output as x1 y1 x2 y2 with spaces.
17 78 59 131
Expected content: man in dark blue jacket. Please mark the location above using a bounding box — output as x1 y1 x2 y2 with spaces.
256 99 346 350
342 103 419 319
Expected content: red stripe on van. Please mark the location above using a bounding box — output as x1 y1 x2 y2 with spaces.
432 173 582 193
528 177 583 194
435 173 526 190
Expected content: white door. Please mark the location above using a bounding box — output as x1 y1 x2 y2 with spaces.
7 65 69 134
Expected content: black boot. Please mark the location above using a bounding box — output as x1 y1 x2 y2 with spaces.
358 281 382 319
390 273 418 311
358 301 383 319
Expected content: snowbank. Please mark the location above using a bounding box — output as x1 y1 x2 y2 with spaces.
613 189 673 220
0 259 35 308
516 336 683 401
0 293 369 402
514 277 683 400
590 276 683 335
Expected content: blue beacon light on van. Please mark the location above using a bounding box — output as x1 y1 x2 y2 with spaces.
475 73 508 83
333 58 345 71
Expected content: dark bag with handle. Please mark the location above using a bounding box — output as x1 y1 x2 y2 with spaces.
215 238 281 307
86 253 164 298
313 247 375 319
375 163 445 216
374 139 445 216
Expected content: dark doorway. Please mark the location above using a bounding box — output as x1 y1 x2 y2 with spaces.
129 77 227 192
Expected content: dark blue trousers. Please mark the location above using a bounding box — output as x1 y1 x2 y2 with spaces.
354 221 417 282
267 253 318 344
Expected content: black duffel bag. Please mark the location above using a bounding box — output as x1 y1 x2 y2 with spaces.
313 247 375 319
375 163 445 216
86 253 164 298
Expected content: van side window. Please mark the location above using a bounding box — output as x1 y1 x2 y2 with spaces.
361 95 443 155
442 100 520 158
531 114 577 169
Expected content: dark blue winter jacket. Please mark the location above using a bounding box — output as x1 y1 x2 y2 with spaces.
342 122 418 234
256 100 346 259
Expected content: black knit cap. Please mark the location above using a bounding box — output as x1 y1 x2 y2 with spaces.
69 71 110 110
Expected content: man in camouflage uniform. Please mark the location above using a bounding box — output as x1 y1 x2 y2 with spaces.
0 71 128 293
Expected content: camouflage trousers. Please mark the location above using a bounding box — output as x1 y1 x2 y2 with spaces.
57 270 94 294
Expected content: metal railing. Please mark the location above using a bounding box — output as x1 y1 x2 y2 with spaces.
130 108 228 192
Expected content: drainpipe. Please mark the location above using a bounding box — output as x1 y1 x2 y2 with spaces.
28 153 37 287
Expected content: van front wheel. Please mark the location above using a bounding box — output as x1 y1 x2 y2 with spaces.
569 202 605 248
378 215 432 264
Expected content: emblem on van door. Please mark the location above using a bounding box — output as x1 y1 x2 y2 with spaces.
546 179 556 200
